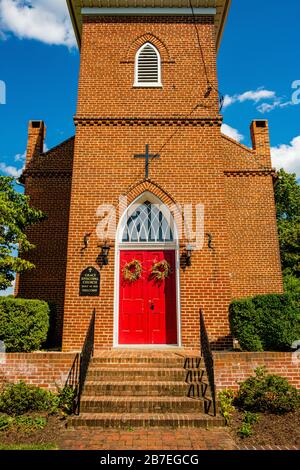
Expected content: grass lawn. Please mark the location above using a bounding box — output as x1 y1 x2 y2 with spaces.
0 443 58 450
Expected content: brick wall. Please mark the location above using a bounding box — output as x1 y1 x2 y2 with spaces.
77 16 219 117
0 353 77 391
17 136 74 346
223 128 283 299
214 352 300 390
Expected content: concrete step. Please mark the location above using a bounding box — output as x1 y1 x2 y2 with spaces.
70 412 224 429
80 396 206 414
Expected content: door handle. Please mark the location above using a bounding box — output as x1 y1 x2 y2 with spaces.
148 300 154 311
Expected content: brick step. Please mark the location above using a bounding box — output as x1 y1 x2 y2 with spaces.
90 358 186 368
70 412 224 429
185 369 209 383
83 381 191 397
80 396 207 414
83 380 211 398
87 367 209 383
87 367 188 381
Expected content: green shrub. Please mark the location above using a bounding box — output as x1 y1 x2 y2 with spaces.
218 389 236 426
283 273 300 294
243 411 259 425
235 367 300 414
0 382 59 416
0 415 13 430
0 298 50 352
229 293 300 351
237 422 252 438
58 385 76 416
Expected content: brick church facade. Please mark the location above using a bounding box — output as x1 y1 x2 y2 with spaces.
17 0 283 351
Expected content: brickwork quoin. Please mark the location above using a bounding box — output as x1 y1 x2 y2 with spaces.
17 12 283 351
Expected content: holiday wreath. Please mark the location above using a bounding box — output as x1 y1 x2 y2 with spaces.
123 259 142 282
151 260 171 281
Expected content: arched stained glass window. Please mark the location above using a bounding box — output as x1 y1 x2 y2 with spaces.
122 201 173 243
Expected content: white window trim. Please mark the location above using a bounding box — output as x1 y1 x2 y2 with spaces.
134 42 162 88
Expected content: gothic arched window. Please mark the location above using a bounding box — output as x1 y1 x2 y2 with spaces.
122 200 173 243
134 42 162 87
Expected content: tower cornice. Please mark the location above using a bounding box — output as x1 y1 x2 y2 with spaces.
67 0 231 51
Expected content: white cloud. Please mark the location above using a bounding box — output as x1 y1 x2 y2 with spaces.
223 95 235 108
14 150 26 162
271 136 300 178
0 162 22 177
221 124 244 143
257 100 293 114
2 146 47 175
223 87 295 115
238 89 276 103
257 101 280 114
0 0 76 48
223 88 276 109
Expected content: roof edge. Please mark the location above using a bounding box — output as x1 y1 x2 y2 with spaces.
216 0 231 50
67 0 81 48
67 0 231 52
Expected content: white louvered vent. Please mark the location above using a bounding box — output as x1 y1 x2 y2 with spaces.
134 43 162 87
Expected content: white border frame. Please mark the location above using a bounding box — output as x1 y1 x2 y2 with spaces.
133 42 162 88
113 191 181 348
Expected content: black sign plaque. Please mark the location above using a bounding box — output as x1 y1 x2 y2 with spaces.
79 267 100 297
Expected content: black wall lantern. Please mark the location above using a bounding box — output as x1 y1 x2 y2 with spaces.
185 244 194 267
100 242 111 266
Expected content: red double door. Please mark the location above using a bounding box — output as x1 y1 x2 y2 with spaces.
119 250 177 345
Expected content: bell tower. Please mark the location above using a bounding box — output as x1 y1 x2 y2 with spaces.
67 1 231 119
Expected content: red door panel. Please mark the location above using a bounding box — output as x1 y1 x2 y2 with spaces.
119 250 177 345
162 250 177 344
119 251 147 344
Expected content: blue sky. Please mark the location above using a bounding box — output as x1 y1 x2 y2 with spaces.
0 0 299 177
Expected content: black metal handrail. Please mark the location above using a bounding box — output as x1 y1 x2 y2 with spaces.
200 309 217 416
65 309 96 415
65 353 80 412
